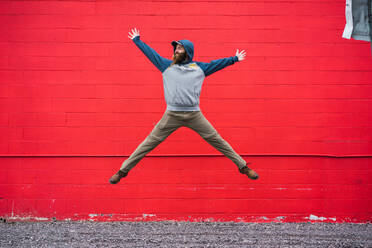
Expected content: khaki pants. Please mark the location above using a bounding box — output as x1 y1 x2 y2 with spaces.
120 110 247 172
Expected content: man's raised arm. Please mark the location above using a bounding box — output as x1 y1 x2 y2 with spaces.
196 49 246 77
128 28 171 73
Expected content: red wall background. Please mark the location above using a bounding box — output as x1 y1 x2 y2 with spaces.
0 0 371 222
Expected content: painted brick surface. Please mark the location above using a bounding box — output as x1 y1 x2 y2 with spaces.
1 156 371 222
0 1 371 222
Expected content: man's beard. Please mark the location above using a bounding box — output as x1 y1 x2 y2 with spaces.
171 52 187 65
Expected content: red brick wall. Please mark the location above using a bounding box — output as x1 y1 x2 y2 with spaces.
0 1 371 222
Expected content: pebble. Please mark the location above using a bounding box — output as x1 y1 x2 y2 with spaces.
0 221 371 247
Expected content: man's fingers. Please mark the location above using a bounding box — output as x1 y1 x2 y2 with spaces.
236 49 245 57
128 27 140 40
129 27 139 36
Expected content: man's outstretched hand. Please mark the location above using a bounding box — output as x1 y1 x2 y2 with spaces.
128 28 140 40
236 49 246 61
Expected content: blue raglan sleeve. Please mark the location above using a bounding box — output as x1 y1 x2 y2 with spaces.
132 36 172 73
195 56 239 77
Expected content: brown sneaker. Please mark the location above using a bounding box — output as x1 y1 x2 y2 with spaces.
239 165 259 180
109 170 128 184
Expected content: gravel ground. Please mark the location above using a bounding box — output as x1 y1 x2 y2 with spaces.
0 221 371 248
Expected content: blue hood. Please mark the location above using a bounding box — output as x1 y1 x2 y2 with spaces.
171 39 194 64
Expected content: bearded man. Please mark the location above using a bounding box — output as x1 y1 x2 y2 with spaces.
109 28 259 184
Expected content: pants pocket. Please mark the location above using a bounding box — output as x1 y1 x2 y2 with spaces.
158 112 171 130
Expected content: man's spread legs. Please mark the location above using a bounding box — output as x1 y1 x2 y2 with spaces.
186 111 259 179
120 111 181 172
109 111 181 184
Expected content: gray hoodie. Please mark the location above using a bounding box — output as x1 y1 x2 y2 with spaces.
132 36 239 111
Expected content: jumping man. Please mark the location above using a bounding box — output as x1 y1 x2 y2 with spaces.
109 28 259 184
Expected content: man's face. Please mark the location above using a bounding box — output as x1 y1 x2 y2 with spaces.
175 44 186 55
172 44 187 64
